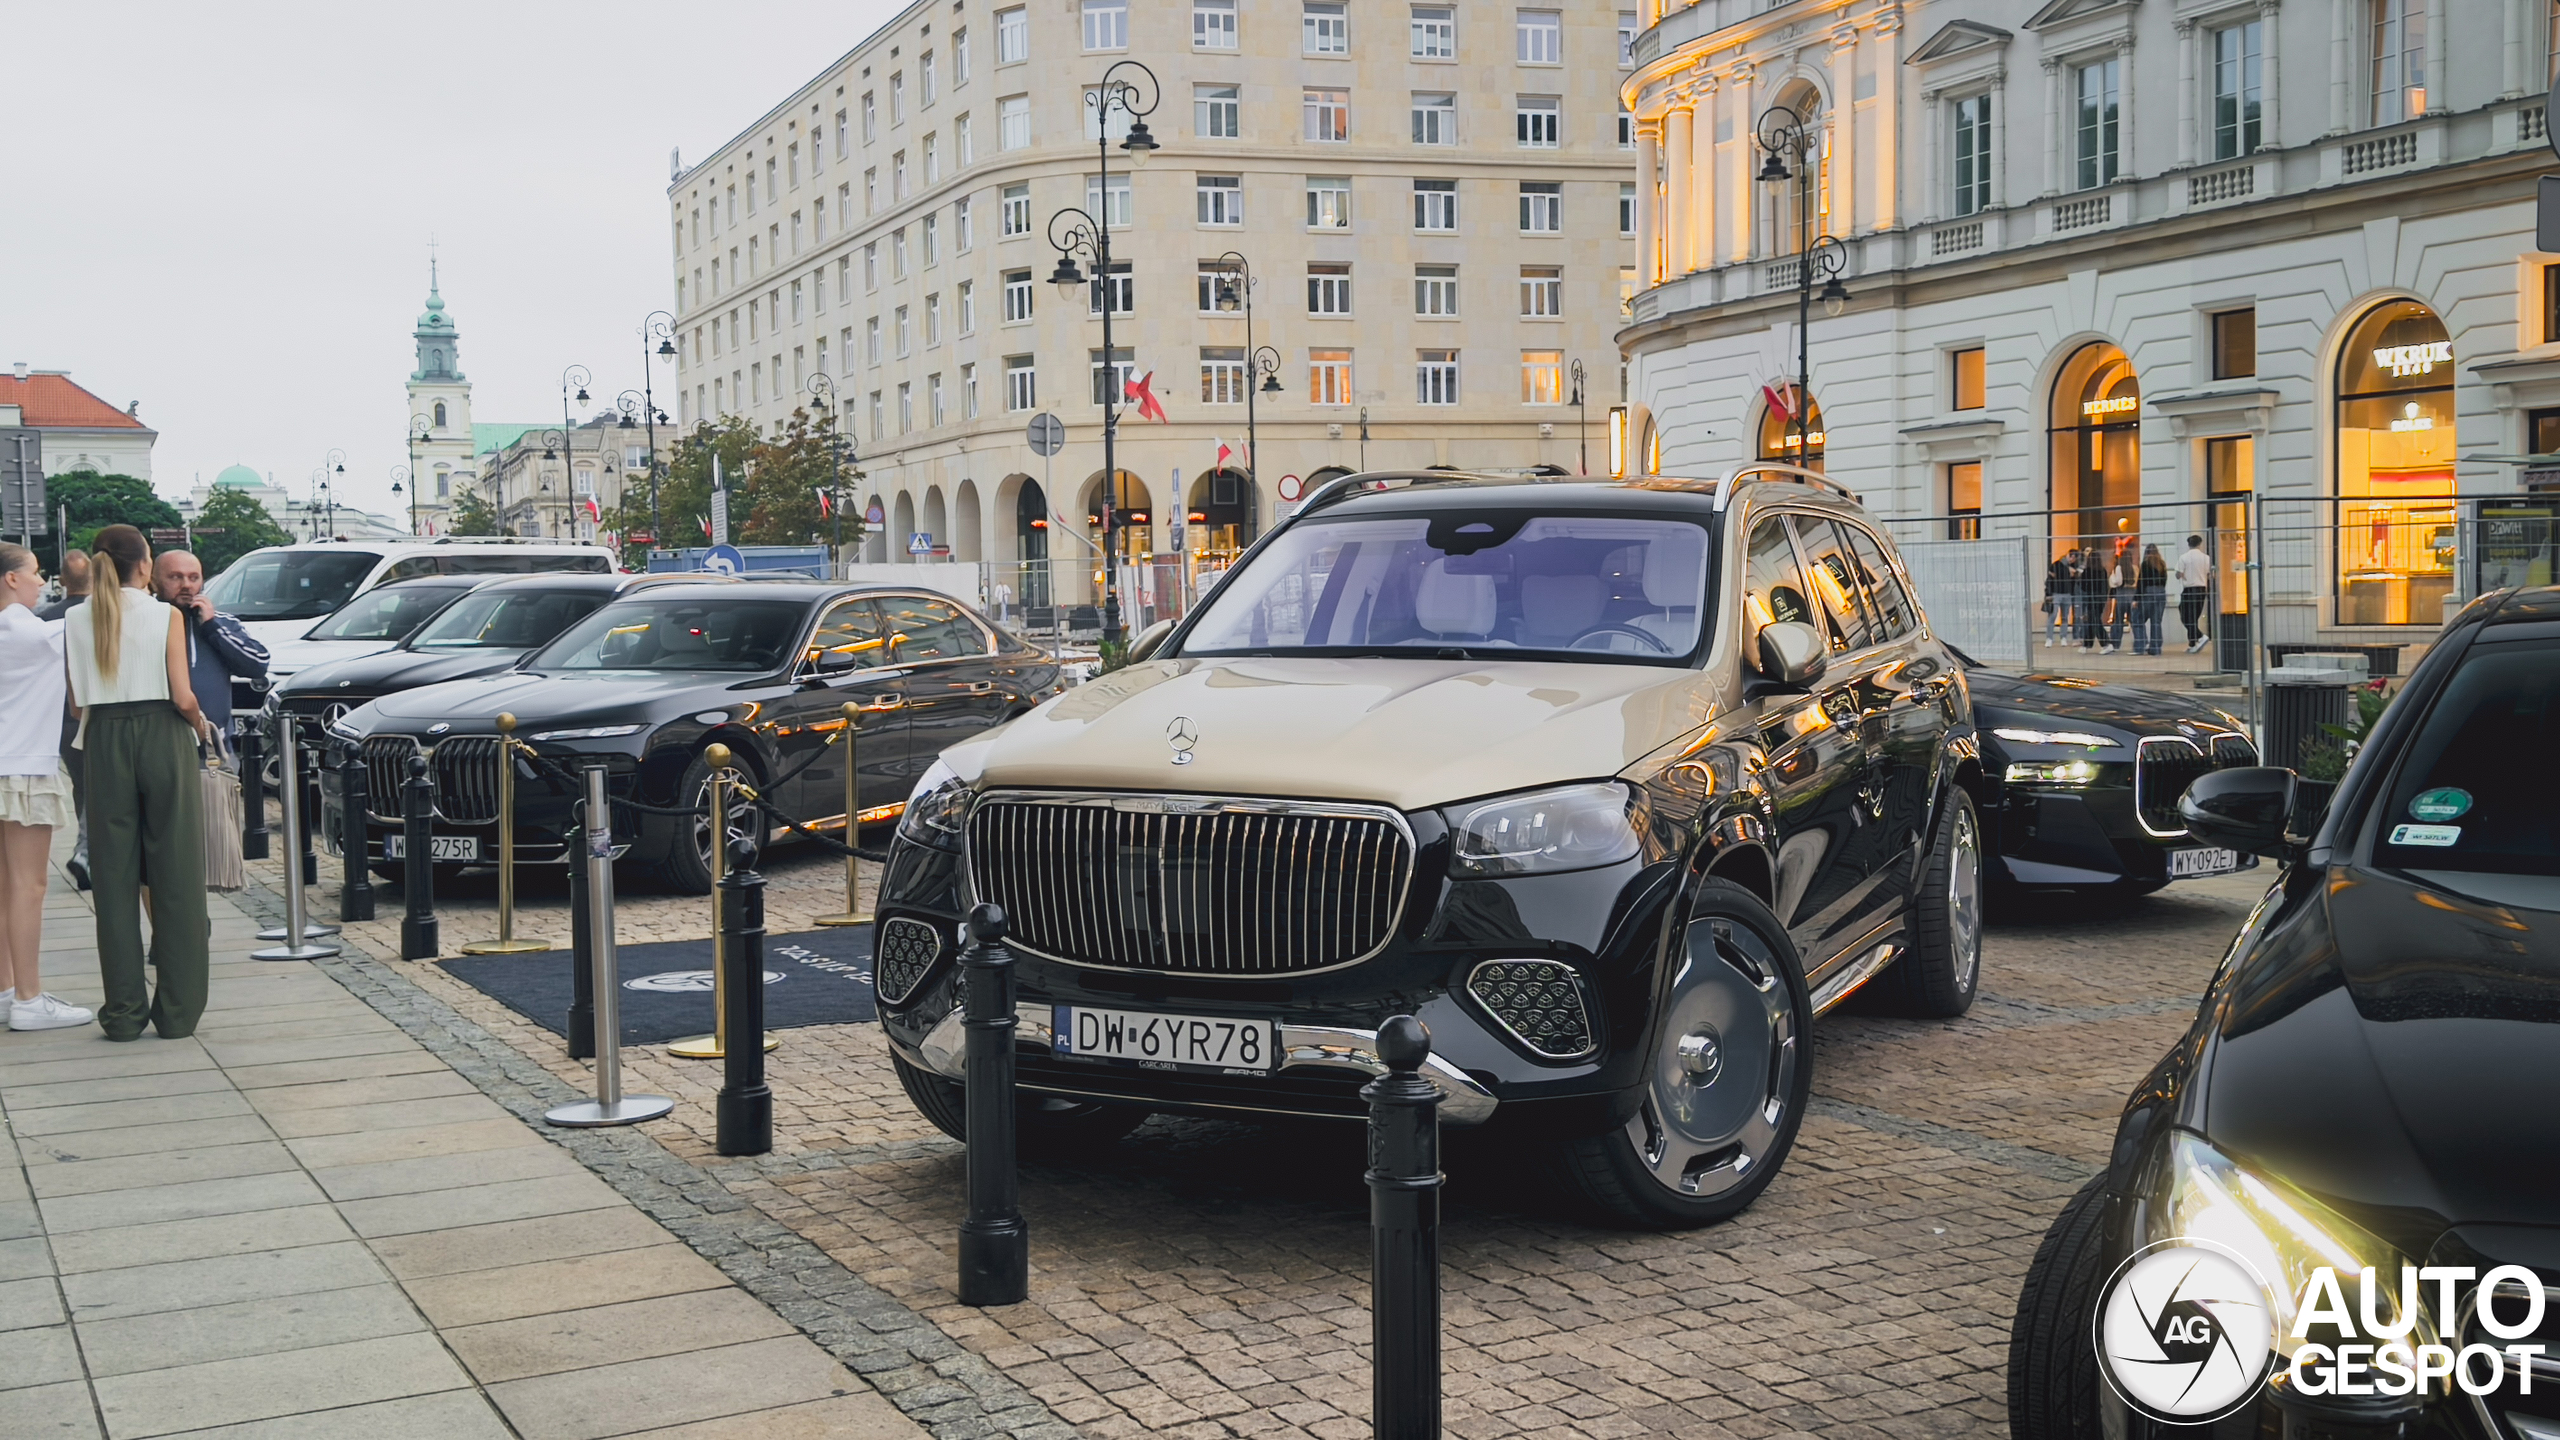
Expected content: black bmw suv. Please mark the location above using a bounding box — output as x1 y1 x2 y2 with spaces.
2010 585 2560 1438
875 468 1988 1228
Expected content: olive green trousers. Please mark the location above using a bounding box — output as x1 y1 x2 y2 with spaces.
84 701 207 1040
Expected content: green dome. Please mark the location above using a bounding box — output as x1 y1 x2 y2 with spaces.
214 464 263 489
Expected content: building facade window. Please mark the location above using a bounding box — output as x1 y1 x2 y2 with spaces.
1411 5 1454 57
2212 308 2257 378
1946 461 1984 538
1083 0 1127 51
1417 349 1460 404
1414 178 1457 231
1002 183 1031 235
957 279 975 333
2371 0 2427 125
1005 356 1036 410
2049 342 2138 555
1618 11 1638 66
1414 264 1459 316
1618 182 1636 235
1308 349 1352 404
999 95 1031 150
1305 86 1350 141
1196 83 1241 138
1516 9 1561 64
997 6 1028 63
1519 265 1562 317
1088 262 1133 315
955 195 973 249
1521 349 1564 404
1197 174 1243 226
1195 0 1237 49
1517 95 1561 147
1519 181 1561 232
1304 2 1347 54
2075 59 2121 189
2213 20 2264 158
1307 262 1353 315
1089 347 1136 404
1952 346 1987 409
962 362 979 418
1307 176 1352 228
1086 172 1132 227
1201 346 1246 403
1003 269 1034 322
1412 92 1455 145
1953 92 1992 216
955 27 970 82
2334 299 2456 624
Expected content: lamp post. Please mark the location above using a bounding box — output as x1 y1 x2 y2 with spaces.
538 429 570 540
405 414 433 535
805 373 858 576
638 313 676 551
560 365 592 540
1569 360 1588 476
1755 105 1851 469
1043 59 1160 650
319 449 346 538
1209 253 1282 534
389 465 410 535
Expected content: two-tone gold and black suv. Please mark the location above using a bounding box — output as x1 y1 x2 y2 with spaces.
874 468 1985 1228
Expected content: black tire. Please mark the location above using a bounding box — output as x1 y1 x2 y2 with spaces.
644 750 757 895
2008 1174 2113 1440
892 1054 1146 1157
1869 790 1984 1017
1553 878 1812 1229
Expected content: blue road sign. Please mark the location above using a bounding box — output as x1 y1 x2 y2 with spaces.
700 543 746 576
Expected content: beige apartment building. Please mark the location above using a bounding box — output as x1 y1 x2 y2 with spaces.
669 0 1637 579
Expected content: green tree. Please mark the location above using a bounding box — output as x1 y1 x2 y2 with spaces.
740 406 865 551
448 485 501 537
604 413 865 567
189 486 293 575
42 471 181 569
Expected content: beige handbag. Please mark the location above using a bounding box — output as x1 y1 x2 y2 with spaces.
202 730 245 892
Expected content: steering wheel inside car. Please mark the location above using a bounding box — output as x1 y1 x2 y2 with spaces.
1568 623 1676 655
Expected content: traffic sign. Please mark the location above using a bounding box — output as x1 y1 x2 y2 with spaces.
864 500 886 525
1026 412 1066 457
907 532 935 555
699 543 746 576
1276 473 1303 502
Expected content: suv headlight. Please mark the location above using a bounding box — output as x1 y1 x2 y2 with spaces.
528 724 644 742
899 759 970 849
1447 781 1644 878
2005 758 2101 786
326 715 364 743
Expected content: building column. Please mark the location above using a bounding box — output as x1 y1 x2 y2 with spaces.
1733 63 1759 263
2042 59 2063 197
1664 103 1696 273
2505 0 2528 98
1924 89 1945 224
2260 0 2283 145
2424 0 2450 111
1636 124 1663 284
1693 75 1720 268
2177 19 2199 167
1990 69 2011 209
1873 13 1903 232
2329 0 2353 134
1827 26 1859 235
2117 37 2136 179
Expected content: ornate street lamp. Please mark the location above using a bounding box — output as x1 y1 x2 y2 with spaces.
1044 58 1160 649
559 365 592 540
1210 251 1276 538
1755 105 1853 469
1569 359 1589 477
637 313 676 552
806 373 858 577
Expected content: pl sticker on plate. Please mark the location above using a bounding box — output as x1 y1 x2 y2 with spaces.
2408 787 2472 823
2390 823 2462 847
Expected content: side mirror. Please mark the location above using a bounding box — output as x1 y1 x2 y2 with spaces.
1753 621 1827 691
2179 766 2300 858
1126 617 1176 662
813 647 860 673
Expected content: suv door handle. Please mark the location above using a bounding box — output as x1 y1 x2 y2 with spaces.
870 694 905 709
966 681 995 694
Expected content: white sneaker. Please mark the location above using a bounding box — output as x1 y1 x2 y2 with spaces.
10 994 95 1031
2188 638 2208 653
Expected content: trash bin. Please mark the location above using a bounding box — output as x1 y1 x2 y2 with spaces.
2264 670 2352 773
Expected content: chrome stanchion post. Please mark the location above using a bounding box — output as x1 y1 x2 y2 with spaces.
237 716 268 861
814 700 871 927
338 746 375 922
460 713 551 955
956 902 1027 1307
252 712 341 961
399 754 438 960
714 831 772 1155
670 743 776 1059
1365 1016 1443 1440
546 760 673 1128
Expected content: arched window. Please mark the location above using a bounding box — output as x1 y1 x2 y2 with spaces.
433 401 447 427
2334 300 2456 624
2048 343 2141 559
1756 387 1825 469
1763 84 1831 257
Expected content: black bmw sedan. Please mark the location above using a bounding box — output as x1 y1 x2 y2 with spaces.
2009 585 2560 1439
1962 658 2263 897
327 581 1062 892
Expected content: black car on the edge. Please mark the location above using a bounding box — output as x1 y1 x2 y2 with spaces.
2009 585 2560 1440
327 581 1063 892
1963 658 2264 897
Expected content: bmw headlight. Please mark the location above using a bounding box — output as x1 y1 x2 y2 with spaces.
1447 781 1645 877
527 724 644 742
2005 758 2102 786
898 758 971 849
1991 726 2123 749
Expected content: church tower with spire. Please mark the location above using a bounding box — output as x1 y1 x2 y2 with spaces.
403 257 477 532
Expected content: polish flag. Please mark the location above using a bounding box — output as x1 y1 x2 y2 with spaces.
817 489 833 517
1762 381 1797 423
1124 370 1168 424
581 496 600 522
1213 437 1233 470
699 516 714 539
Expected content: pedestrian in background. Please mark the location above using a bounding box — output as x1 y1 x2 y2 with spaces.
2136 544 2169 656
66 525 212 1042
0 544 95 1032
152 550 268 736
2043 551 2074 647
2078 548 2108 650
35 552 91 890
2177 534 2215 654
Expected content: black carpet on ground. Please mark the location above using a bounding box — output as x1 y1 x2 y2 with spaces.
440 926 877 1045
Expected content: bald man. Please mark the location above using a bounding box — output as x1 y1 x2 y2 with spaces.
153 551 268 735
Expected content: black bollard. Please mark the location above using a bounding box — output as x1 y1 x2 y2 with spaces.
714 834 773 1156
399 754 438 960
297 730 319 886
237 717 269 861
956 903 1027 1306
338 746 375 922
564 817 595 1060
1364 1016 1443 1440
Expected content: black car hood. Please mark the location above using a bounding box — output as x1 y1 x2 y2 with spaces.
2203 866 2560 1239
1967 667 2244 735
360 668 755 732
282 647 530 700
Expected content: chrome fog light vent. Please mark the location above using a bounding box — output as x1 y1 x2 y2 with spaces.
873 917 943 1006
1468 959 1596 1059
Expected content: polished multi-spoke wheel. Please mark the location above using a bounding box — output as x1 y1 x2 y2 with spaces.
646 749 762 894
1871 790 1984 1017
1558 878 1812 1229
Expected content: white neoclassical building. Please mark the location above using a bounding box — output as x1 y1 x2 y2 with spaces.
1622 0 2560 665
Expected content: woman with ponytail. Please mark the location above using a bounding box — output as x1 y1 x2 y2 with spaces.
0 542 92 1031
65 524 213 1041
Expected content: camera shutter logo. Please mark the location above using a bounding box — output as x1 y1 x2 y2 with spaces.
1167 715 1199 766
2093 1238 2278 1424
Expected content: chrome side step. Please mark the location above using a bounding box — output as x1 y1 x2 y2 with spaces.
1809 941 1901 1016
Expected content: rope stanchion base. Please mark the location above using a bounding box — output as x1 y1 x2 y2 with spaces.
249 939 342 962
458 937 553 955
666 1032 780 1059
544 1095 676 1127
256 921 341 941
812 911 873 927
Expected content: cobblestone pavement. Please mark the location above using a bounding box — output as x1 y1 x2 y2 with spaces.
266 816 2271 1439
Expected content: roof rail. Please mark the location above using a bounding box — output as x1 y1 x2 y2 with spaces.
424 535 612 548
1708 463 1859 512
1296 468 1533 517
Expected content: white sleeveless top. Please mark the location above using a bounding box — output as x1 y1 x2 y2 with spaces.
66 589 176 708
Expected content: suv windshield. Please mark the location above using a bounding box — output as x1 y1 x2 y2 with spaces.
2374 638 2560 876
302 582 474 641
534 598 809 673
1178 512 1709 661
202 550 381 620
409 589 608 649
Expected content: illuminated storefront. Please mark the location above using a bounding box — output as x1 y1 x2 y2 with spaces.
2334 301 2456 625
2049 343 2142 559
1183 468 1256 566
1756 390 1825 470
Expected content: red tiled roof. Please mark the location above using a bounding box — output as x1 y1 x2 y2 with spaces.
0 372 146 429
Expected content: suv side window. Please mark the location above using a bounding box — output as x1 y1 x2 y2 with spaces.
807 597 892 668
384 557 439 582
1787 516 1875 652
1840 524 1916 641
882 595 990 662
1742 517 1816 667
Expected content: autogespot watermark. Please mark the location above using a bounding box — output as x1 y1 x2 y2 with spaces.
2095 1240 2549 1422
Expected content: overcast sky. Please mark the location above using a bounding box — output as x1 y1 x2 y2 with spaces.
6 0 904 519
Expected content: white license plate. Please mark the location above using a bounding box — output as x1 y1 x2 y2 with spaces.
385 834 479 863
1052 1005 1276 1074
2168 846 2245 879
